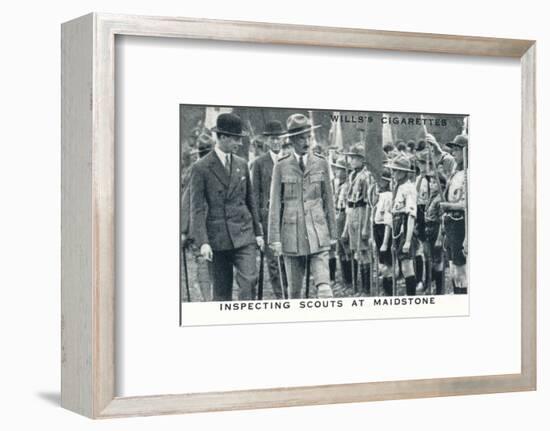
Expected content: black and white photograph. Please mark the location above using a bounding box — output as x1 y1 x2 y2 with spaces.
179 105 469 325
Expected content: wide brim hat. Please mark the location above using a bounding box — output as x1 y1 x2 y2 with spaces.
285 113 322 137
211 113 248 137
262 120 286 136
330 156 350 170
384 155 415 173
342 142 365 158
447 134 468 149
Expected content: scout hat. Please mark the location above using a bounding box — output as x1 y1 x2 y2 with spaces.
285 113 322 137
447 134 468 149
330 156 349 171
342 143 365 158
262 120 286 136
211 113 248 137
381 167 392 182
384 154 415 173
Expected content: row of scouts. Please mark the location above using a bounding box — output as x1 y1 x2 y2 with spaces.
181 112 468 301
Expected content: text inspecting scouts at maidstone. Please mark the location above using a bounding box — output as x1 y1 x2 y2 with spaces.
268 113 337 299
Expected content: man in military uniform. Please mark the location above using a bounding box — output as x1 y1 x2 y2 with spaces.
440 134 468 294
190 113 264 301
342 143 372 296
250 120 287 299
385 155 418 296
268 113 337 299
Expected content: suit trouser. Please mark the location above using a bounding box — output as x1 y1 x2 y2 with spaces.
212 243 258 301
284 250 331 299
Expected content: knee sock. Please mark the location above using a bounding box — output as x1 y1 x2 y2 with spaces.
405 276 417 296
329 257 337 282
361 265 371 295
433 270 443 295
415 256 424 284
341 259 352 285
382 277 393 296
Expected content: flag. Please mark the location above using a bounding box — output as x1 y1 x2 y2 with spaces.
364 113 386 182
328 111 344 152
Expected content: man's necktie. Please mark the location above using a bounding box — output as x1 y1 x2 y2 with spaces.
299 155 305 172
226 153 231 175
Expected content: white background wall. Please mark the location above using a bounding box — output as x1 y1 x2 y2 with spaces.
0 1 546 429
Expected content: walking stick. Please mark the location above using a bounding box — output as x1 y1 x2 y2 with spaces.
389 177 397 296
426 139 446 295
305 255 311 298
258 250 265 300
182 245 191 303
277 255 287 299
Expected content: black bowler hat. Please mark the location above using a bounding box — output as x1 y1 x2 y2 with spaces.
211 113 248 137
262 120 286 136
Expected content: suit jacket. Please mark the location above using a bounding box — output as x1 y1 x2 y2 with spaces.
250 152 275 234
190 150 262 251
268 152 337 256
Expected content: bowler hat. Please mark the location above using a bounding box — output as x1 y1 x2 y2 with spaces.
211 113 248 137
384 155 415 172
447 134 468 149
262 120 286 136
285 113 322 137
342 143 365 158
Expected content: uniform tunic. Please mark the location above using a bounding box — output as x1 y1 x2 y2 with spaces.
443 169 466 265
392 180 417 259
268 152 337 256
345 168 371 252
373 188 393 265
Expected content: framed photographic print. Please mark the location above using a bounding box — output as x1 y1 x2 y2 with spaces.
61 13 536 419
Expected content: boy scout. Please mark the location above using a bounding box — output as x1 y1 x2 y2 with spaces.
250 120 287 299
342 143 372 296
441 134 468 294
424 172 447 294
268 114 337 299
331 157 353 292
414 144 431 292
372 168 394 296
190 113 264 301
385 155 418 296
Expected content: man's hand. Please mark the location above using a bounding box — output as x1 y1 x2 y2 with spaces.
256 236 265 252
380 243 388 253
200 243 213 261
330 239 337 246
270 241 282 256
402 241 411 254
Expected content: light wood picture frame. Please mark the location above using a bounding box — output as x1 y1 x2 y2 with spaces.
61 12 536 419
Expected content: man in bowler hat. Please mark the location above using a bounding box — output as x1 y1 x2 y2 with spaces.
268 113 337 299
190 112 264 301
250 120 287 299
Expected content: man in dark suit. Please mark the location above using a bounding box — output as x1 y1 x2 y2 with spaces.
190 113 264 301
250 120 286 299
